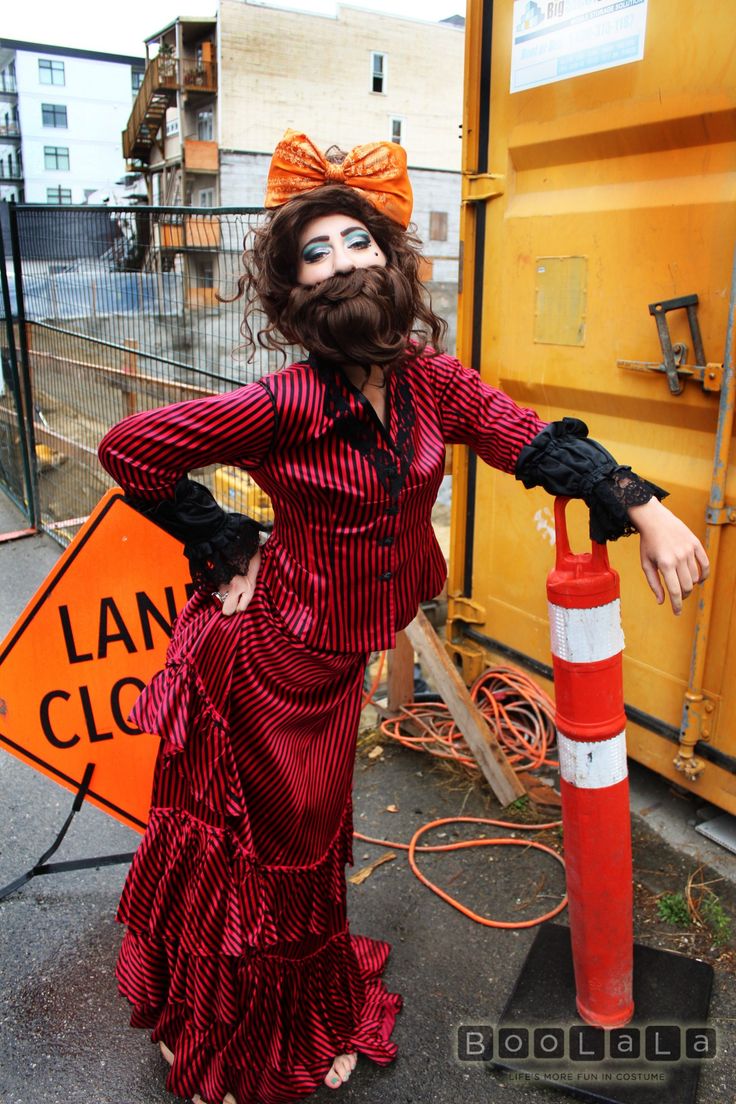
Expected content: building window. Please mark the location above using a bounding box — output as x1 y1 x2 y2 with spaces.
165 117 179 136
47 186 72 203
198 188 214 207
197 109 214 141
132 68 144 93
429 211 448 241
44 145 70 170
42 103 68 127
371 52 386 94
198 261 214 287
389 117 404 145
39 59 65 85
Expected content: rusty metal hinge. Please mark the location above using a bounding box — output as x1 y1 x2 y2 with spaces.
705 505 736 525
675 691 720 780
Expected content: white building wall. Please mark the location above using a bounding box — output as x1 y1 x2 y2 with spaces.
218 1 464 171
410 169 461 285
215 0 463 346
219 150 269 208
14 48 140 203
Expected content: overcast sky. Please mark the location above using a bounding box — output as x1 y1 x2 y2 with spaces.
2 0 466 58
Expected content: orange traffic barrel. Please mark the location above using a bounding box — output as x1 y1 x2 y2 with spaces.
547 497 634 1028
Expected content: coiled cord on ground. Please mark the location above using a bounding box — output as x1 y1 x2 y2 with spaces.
356 657 566 929
376 664 558 773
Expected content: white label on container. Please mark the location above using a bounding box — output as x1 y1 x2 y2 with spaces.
510 0 649 94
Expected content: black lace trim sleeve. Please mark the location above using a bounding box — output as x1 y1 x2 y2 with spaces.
514 417 669 543
124 476 266 590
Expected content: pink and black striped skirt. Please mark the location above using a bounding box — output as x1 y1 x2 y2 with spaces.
114 581 403 1104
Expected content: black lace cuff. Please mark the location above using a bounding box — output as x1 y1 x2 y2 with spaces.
514 418 669 543
124 476 265 590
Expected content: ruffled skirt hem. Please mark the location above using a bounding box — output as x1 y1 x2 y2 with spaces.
116 925 403 1104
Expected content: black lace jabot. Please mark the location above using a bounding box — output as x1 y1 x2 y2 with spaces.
308 352 416 501
125 476 265 590
514 417 668 543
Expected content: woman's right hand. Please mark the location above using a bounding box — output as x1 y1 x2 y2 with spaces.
627 497 709 615
213 547 262 616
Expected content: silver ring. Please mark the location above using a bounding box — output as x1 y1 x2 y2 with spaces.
212 591 227 604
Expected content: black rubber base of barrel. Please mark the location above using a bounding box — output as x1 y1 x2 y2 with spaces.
490 924 714 1104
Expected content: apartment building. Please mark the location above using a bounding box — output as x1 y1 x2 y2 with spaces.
0 39 145 204
124 1 465 284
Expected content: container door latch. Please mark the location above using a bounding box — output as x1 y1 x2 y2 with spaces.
618 294 723 396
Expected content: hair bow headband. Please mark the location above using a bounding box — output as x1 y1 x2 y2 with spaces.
264 129 413 229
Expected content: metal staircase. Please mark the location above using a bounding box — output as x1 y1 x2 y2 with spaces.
123 55 178 162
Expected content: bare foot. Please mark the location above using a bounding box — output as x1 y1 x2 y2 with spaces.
159 1040 175 1066
160 1043 236 1104
324 1052 357 1090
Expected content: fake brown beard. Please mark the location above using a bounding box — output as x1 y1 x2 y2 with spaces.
280 265 415 368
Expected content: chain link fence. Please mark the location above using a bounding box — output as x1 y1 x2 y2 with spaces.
2 204 291 542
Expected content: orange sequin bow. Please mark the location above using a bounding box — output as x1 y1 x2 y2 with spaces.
264 129 413 229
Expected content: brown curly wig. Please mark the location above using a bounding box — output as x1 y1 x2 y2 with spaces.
227 183 447 369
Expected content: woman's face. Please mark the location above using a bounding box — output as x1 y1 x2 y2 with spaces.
296 212 387 286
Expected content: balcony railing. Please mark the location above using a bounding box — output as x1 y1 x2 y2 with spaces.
159 215 221 250
183 138 218 172
181 60 217 92
0 77 18 95
0 165 23 181
156 56 217 93
0 123 21 139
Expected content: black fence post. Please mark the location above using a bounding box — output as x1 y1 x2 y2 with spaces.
0 204 38 524
7 200 40 529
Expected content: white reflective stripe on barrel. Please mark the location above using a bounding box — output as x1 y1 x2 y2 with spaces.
548 599 625 664
557 731 628 789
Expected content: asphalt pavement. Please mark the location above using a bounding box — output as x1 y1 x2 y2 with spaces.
0 492 734 1104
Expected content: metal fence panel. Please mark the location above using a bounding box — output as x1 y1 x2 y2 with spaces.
0 209 37 522
5 204 291 543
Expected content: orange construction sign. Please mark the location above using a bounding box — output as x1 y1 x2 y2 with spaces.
0 490 194 832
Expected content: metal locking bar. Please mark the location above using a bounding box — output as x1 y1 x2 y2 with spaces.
648 294 706 396
619 294 722 395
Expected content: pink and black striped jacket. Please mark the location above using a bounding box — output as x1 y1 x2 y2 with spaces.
99 348 650 653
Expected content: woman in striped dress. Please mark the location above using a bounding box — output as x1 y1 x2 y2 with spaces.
97 132 708 1104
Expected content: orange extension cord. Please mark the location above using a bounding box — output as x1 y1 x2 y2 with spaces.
355 655 567 929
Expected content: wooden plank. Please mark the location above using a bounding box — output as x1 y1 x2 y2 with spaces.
0 528 37 543
387 630 414 711
404 608 525 807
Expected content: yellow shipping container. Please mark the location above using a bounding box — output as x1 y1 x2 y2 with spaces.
450 0 736 812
